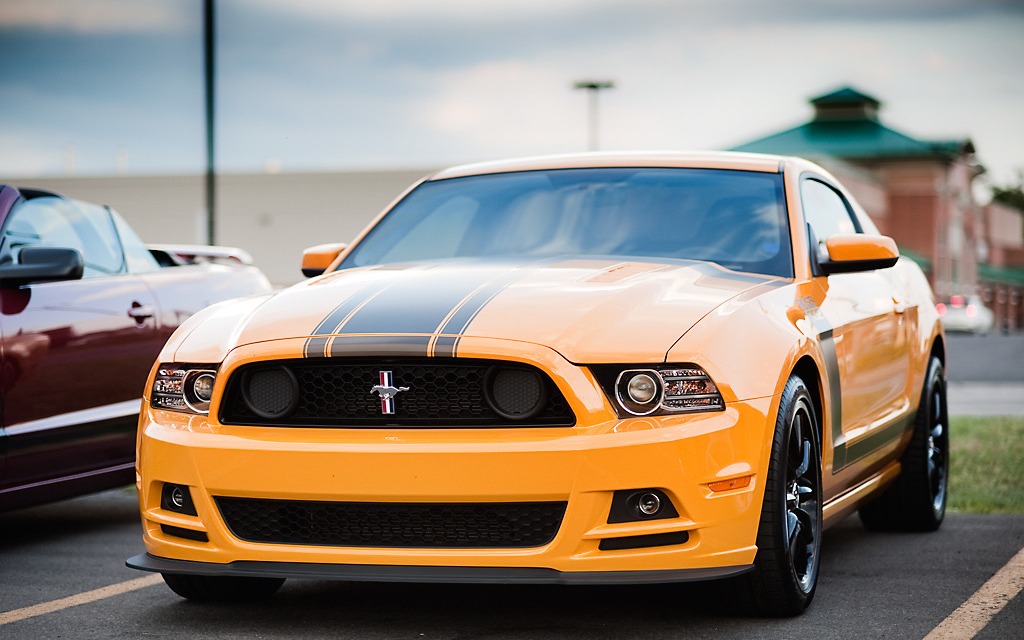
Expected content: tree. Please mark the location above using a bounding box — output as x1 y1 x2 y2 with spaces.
991 171 1024 213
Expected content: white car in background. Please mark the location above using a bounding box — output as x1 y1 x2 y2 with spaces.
937 295 994 334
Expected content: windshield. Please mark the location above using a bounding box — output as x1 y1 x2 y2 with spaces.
340 167 792 277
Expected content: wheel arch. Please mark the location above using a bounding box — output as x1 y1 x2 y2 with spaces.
930 333 946 368
791 354 825 445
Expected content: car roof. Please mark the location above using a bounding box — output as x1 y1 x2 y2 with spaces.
17 187 62 200
428 151 787 181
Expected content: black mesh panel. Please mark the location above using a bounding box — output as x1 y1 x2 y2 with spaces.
215 497 567 548
220 358 575 428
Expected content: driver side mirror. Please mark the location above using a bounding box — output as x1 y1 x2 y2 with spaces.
301 243 348 278
0 246 85 287
818 234 900 274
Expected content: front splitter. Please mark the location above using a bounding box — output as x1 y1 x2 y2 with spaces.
127 553 752 585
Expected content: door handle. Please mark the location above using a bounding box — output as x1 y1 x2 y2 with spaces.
128 302 155 321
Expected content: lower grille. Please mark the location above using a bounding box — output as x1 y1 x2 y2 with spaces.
215 497 567 548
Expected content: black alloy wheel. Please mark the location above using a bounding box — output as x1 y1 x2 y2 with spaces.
926 366 949 517
737 375 822 617
785 393 820 594
860 355 949 531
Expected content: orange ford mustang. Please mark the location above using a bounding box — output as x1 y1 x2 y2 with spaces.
127 152 947 616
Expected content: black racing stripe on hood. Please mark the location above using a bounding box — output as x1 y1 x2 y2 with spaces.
430 266 532 358
337 269 507 336
328 335 433 357
432 335 459 358
304 283 384 358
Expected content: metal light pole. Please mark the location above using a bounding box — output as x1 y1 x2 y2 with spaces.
204 0 216 245
573 80 615 151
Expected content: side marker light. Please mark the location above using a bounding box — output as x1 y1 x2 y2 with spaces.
708 476 752 492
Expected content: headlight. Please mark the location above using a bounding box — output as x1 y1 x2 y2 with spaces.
596 364 724 417
151 364 219 414
615 370 664 415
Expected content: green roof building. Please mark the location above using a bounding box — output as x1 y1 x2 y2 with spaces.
733 87 974 162
732 86 990 311
732 86 1024 331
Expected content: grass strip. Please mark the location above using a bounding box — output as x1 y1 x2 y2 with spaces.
949 416 1024 514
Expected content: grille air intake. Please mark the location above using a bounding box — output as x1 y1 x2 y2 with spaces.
220 358 575 428
215 497 567 548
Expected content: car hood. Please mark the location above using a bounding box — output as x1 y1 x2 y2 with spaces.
191 259 782 363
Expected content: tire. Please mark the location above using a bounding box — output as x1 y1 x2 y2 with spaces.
161 573 285 602
859 356 948 532
736 376 823 617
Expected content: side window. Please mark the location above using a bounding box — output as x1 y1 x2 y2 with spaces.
800 179 859 246
3 197 126 278
110 208 161 274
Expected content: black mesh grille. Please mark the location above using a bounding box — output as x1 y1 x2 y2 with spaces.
220 358 575 427
244 367 297 418
489 368 543 417
215 497 567 548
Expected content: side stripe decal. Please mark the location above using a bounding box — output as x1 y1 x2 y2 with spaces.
818 330 846 471
819 326 906 473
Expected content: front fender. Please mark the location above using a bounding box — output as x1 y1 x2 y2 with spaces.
667 281 824 405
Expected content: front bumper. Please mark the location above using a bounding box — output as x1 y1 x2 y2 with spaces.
134 395 775 580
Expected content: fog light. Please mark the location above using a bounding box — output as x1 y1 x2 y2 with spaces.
638 492 662 516
161 483 198 516
607 489 678 523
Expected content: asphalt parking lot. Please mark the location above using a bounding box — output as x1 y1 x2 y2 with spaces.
2 333 1021 639
1 488 1021 639
947 333 1024 416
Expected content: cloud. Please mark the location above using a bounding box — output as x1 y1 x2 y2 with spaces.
0 132 65 177
0 0 192 34
417 61 576 143
244 0 626 24
2 0 1022 183
242 0 1024 29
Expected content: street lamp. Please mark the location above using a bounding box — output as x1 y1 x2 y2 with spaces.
573 80 615 151
204 0 217 245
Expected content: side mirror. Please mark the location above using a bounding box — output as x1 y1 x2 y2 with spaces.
819 234 899 274
301 243 347 278
0 246 85 287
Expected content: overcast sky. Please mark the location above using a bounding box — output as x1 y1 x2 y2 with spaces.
1 0 1022 187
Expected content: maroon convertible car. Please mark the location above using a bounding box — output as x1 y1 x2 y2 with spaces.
0 185 272 511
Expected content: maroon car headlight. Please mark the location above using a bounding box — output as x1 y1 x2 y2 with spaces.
595 364 725 417
151 364 219 414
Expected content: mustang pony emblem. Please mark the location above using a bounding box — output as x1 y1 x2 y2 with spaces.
371 371 409 415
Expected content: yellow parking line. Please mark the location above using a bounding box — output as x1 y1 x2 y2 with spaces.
923 545 1024 640
0 574 163 626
